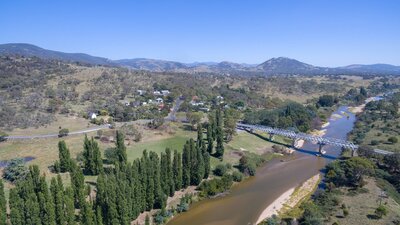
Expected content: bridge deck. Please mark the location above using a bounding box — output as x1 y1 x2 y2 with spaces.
237 123 358 149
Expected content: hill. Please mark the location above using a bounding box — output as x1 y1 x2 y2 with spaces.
0 43 116 66
1 43 400 75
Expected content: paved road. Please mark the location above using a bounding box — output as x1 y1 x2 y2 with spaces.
165 96 184 122
5 124 110 140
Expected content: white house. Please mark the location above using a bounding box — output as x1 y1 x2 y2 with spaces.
90 113 97 120
161 90 170 96
153 91 162 96
137 90 146 96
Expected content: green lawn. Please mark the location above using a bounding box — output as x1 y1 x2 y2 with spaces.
127 134 193 160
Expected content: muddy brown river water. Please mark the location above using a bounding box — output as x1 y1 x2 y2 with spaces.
167 106 356 225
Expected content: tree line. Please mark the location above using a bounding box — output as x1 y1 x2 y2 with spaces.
1 129 212 225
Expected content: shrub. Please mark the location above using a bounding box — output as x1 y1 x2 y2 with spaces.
343 208 349 217
214 164 227 176
388 136 398 144
3 158 28 182
375 205 388 219
0 131 8 142
58 128 69 137
232 171 243 182
370 140 379 145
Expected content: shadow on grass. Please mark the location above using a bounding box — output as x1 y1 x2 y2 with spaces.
367 214 380 220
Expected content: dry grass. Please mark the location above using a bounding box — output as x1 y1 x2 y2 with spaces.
329 178 400 225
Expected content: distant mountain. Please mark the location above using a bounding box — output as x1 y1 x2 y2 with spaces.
339 64 400 74
1 43 399 75
0 43 116 66
115 58 188 72
256 57 324 75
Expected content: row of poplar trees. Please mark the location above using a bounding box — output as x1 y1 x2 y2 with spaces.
2 128 211 225
206 108 225 159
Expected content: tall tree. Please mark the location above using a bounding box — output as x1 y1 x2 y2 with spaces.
9 188 24 225
58 140 72 172
116 131 127 164
83 136 103 175
215 126 225 159
203 152 210 179
182 141 191 188
71 165 85 209
207 123 214 154
0 180 6 225
50 177 65 225
81 202 95 225
196 123 204 149
173 150 183 191
64 187 76 225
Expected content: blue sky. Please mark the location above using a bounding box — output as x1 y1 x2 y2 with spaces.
1 0 400 66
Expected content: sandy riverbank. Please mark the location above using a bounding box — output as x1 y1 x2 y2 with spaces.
256 174 321 224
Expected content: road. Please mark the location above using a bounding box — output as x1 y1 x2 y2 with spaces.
5 125 110 140
165 96 184 122
4 97 185 140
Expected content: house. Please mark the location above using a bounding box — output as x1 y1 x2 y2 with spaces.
190 100 204 106
216 96 224 104
131 101 141 107
137 90 146 96
199 107 210 112
161 90 170 96
156 98 164 104
90 112 97 120
153 91 162 96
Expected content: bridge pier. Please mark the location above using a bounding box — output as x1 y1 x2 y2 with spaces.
291 138 298 148
351 148 356 157
269 133 274 141
318 143 326 154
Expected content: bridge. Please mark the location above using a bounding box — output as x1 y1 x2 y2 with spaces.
237 123 358 155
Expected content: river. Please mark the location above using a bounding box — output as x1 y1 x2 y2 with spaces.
167 105 357 225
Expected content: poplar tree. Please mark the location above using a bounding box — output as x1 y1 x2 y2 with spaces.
207 123 214 154
50 177 65 225
83 136 103 175
182 142 191 188
165 148 175 196
203 152 210 179
64 187 76 225
58 140 72 172
9 188 24 225
196 123 204 149
173 150 183 190
81 202 95 225
71 165 85 209
0 180 6 225
116 131 127 164
216 126 225 159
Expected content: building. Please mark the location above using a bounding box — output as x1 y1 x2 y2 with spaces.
153 91 162 96
156 98 164 104
161 90 170 96
90 112 97 120
137 90 146 96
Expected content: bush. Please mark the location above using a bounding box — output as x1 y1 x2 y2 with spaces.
58 128 69 137
214 164 227 176
0 131 8 142
375 205 388 219
232 171 243 182
198 174 233 197
388 136 398 144
104 148 118 163
3 158 28 182
370 140 379 145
